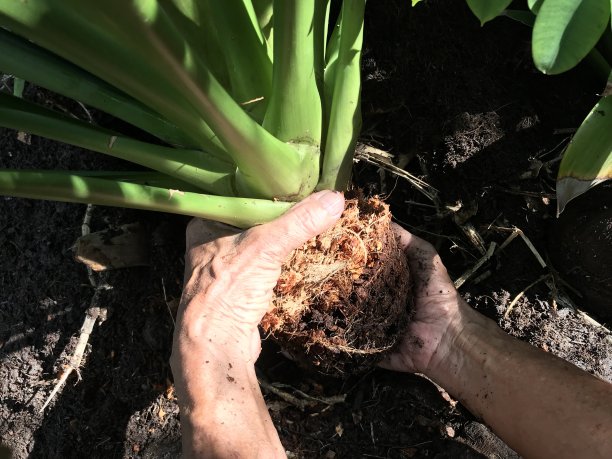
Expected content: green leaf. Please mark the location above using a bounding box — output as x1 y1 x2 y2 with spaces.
0 170 292 228
0 92 236 195
527 0 544 14
0 28 195 148
533 0 611 74
412 0 424 6
466 0 513 25
557 93 612 214
263 0 322 147
318 0 365 191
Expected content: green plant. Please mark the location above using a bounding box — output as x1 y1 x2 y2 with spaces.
466 0 612 213
0 0 365 227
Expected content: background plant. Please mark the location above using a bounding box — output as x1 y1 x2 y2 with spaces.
0 0 365 227
465 0 612 214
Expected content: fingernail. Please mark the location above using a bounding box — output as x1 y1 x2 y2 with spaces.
315 190 345 217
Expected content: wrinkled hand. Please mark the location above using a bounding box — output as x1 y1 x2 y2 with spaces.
172 190 346 366
381 225 463 374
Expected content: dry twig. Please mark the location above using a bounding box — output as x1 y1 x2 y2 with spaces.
354 144 439 204
39 205 110 412
258 378 346 412
454 242 497 289
491 226 547 268
503 274 551 319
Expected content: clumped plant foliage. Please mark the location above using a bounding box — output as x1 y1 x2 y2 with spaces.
0 0 365 227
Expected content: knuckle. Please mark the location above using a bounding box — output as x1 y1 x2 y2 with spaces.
240 226 285 264
293 205 321 235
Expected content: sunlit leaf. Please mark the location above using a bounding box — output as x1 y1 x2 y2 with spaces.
527 0 544 14
533 0 610 74
466 0 513 25
557 93 612 214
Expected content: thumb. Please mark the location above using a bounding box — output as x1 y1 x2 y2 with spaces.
248 190 345 264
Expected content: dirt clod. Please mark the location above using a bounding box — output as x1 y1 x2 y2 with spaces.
262 192 412 376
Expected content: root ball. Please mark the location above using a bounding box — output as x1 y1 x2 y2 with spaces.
261 192 412 376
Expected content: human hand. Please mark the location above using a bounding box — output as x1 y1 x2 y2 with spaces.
380 225 465 374
172 190 346 371
170 191 345 458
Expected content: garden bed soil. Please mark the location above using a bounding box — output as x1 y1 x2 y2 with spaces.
1 1 611 458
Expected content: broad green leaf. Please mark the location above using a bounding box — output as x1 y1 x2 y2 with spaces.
466 0 513 25
533 0 610 74
412 0 424 6
527 0 544 14
557 94 612 214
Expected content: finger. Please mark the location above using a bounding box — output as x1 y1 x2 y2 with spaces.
391 223 455 298
245 190 345 264
186 218 241 249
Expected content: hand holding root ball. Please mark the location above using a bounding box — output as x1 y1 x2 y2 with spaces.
171 190 612 459
172 190 346 369
172 189 446 377
170 190 472 458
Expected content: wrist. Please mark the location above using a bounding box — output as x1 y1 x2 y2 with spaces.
174 293 261 360
425 300 499 383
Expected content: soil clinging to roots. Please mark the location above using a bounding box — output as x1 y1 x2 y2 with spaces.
261 192 412 376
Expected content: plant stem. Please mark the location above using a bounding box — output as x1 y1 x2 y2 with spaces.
0 1 228 157
314 0 332 97
202 0 272 119
0 171 292 228
0 93 236 196
252 0 275 58
28 170 204 192
0 28 195 148
1 0 323 199
318 0 366 191
263 0 323 148
104 0 318 199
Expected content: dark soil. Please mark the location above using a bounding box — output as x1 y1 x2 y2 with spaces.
263 194 411 376
549 183 612 320
1 0 611 458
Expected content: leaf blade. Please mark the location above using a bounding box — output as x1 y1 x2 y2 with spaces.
466 0 513 25
533 0 611 74
557 94 612 214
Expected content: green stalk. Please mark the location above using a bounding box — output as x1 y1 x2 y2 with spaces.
314 0 332 96
0 1 228 157
31 170 204 191
161 0 231 91
252 0 275 58
318 0 365 191
114 0 319 199
202 0 272 118
1 0 319 199
0 93 236 196
0 170 292 228
323 10 342 145
0 28 195 148
263 0 323 148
